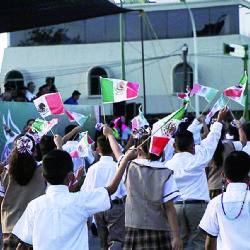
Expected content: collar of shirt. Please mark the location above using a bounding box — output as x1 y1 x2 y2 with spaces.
226 183 248 192
46 185 69 194
99 156 114 163
172 151 193 160
133 158 166 168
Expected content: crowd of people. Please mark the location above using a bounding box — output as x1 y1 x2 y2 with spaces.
0 77 81 105
0 103 249 250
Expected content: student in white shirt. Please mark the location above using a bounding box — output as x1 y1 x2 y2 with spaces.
165 107 227 249
12 139 138 250
82 135 127 250
199 151 250 250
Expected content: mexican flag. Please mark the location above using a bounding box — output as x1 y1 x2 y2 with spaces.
149 105 187 155
33 93 65 118
30 118 60 136
206 95 226 120
177 93 190 103
223 73 247 106
65 110 90 126
190 83 218 102
100 77 140 103
70 132 89 158
131 105 149 131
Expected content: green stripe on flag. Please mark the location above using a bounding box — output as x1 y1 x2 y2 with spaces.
100 78 114 103
206 89 218 102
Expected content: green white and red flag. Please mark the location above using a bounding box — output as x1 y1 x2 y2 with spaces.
190 83 218 102
149 105 187 156
223 72 247 106
70 132 89 158
30 118 60 136
100 77 140 103
65 110 90 126
33 92 65 118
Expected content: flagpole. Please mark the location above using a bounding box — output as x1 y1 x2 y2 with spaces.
102 103 106 124
228 107 236 121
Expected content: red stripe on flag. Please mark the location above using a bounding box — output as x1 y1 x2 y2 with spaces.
45 93 65 115
127 82 140 99
65 110 75 122
177 93 187 99
224 89 242 98
190 83 202 96
150 136 170 156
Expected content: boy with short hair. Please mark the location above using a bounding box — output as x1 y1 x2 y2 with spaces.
199 151 250 250
82 135 126 250
12 144 137 249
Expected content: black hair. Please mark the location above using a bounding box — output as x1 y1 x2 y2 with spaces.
97 135 112 155
228 125 239 141
42 150 73 185
174 130 194 152
39 135 56 157
212 126 226 168
244 123 250 141
64 124 79 141
223 151 250 182
9 134 37 186
135 135 161 161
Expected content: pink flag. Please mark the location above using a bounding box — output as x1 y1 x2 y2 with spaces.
33 93 65 118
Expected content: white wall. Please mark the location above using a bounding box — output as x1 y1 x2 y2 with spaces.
1 34 250 114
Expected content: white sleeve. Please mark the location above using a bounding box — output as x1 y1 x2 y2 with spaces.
187 119 203 145
162 175 180 203
0 183 5 197
199 199 219 236
12 204 34 245
195 122 222 167
232 141 243 151
82 187 111 217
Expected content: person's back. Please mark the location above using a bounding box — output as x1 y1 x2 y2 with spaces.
199 151 250 250
13 149 111 250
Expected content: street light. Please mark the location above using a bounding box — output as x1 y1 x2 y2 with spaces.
180 0 199 116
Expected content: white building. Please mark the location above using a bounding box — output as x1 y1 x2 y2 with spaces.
1 0 250 117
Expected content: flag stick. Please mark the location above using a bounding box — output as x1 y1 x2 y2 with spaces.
201 93 218 116
102 103 106 124
228 107 236 121
225 98 231 106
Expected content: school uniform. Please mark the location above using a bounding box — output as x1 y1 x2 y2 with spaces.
81 156 127 250
199 183 250 250
122 158 180 250
165 121 223 249
12 185 111 250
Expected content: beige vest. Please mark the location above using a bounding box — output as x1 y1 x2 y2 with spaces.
1 166 46 233
125 161 172 230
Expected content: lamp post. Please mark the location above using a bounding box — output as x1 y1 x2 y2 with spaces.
181 0 199 116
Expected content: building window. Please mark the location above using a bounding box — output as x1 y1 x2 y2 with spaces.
5 70 24 90
89 67 108 96
172 63 193 93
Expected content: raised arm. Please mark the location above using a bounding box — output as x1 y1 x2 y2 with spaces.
106 148 138 196
103 125 123 161
62 125 83 145
235 120 247 147
54 135 63 150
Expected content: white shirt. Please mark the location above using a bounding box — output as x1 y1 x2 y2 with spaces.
187 118 203 145
82 156 127 200
242 141 250 155
12 185 111 250
129 158 180 203
165 121 223 202
25 90 36 101
199 183 250 250
63 141 85 174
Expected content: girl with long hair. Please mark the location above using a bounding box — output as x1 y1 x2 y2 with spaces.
1 134 46 249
